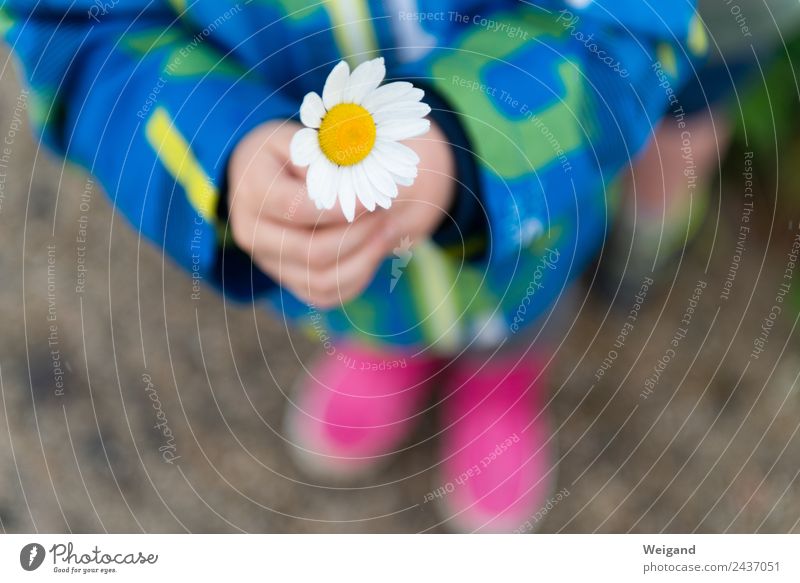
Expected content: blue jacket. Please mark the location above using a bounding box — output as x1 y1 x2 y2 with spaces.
2 0 704 351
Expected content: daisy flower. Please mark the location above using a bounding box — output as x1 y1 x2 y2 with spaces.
290 57 431 222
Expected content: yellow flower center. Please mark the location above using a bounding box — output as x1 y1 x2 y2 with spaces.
318 103 376 166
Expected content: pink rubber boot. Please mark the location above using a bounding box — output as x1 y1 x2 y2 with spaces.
436 352 556 532
286 341 441 479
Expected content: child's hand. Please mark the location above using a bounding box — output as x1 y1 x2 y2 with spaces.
377 120 457 250
228 121 395 307
227 119 455 308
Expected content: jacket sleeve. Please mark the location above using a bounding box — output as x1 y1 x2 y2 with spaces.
400 0 707 261
1 1 296 300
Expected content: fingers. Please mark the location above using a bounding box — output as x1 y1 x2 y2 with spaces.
228 120 345 227
267 190 357 227
258 169 376 227
253 220 396 308
257 211 389 269
228 118 404 307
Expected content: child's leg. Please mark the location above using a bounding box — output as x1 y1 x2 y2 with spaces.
286 340 442 479
432 292 575 532
604 109 730 291
629 109 728 226
603 0 800 295
435 346 553 533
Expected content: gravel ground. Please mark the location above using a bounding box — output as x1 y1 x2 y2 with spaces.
1 48 799 534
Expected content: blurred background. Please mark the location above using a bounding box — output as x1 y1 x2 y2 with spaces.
2 29 800 533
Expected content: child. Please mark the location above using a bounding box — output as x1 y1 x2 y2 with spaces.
3 0 705 532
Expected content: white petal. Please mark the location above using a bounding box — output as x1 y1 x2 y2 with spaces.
306 157 338 209
361 82 419 112
322 60 350 109
290 128 321 167
373 101 431 124
344 57 385 104
338 166 357 220
374 191 392 209
392 172 415 187
370 180 392 208
375 139 420 166
362 155 398 199
299 92 325 128
377 118 430 141
324 171 340 210
371 146 417 181
370 96 429 116
368 90 425 116
353 164 377 212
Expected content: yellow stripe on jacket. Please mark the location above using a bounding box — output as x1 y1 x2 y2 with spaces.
145 107 218 223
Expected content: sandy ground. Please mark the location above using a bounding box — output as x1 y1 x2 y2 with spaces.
1 48 799 534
